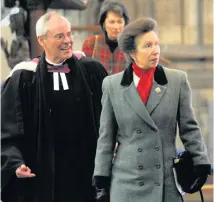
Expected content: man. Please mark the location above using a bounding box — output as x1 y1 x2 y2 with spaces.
1 11 107 202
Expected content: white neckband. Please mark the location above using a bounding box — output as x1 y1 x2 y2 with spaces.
45 57 66 66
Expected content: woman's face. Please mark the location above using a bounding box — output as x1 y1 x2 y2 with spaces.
104 11 125 40
131 31 160 70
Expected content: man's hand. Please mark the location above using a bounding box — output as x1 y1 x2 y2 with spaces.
15 164 36 178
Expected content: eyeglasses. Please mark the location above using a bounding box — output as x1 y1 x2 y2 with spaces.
44 31 75 41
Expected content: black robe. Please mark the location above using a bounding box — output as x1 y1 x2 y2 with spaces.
1 53 108 202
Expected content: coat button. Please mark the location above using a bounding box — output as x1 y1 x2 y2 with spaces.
155 181 160 186
154 146 159 151
156 164 161 169
138 165 143 170
136 129 141 134
137 148 142 152
152 128 158 132
139 181 144 186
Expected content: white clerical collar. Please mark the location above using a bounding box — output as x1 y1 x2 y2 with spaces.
53 72 69 91
45 57 68 91
45 57 66 66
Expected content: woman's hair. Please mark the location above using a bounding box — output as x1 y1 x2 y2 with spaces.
98 1 129 31
35 11 70 37
118 17 158 62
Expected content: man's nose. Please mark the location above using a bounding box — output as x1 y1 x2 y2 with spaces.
63 35 73 43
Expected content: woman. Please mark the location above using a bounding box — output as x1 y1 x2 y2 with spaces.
82 1 130 74
93 18 211 202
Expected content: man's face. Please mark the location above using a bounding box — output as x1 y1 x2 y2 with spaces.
38 16 73 63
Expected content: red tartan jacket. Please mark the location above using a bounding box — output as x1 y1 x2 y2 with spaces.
82 34 129 75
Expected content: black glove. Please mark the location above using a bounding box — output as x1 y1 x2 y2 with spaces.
95 187 109 202
173 151 211 194
93 176 110 202
193 164 212 177
185 164 211 193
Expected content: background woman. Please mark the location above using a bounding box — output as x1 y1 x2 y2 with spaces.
82 1 129 75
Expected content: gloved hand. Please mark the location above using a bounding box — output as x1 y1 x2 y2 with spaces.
193 164 212 177
187 164 212 193
95 187 109 202
93 176 110 202
174 151 211 193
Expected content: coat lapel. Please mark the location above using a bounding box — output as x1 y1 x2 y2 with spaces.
121 64 168 129
123 83 158 130
146 81 167 114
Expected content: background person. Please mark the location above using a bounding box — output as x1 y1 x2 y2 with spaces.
82 1 129 75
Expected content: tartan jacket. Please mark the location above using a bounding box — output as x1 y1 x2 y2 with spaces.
82 34 129 75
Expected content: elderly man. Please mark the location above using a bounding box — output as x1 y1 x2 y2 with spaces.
1 11 107 202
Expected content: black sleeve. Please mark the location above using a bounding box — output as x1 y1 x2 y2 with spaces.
81 57 108 135
91 64 108 133
1 71 25 189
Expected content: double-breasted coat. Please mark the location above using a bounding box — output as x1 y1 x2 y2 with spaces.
94 64 210 202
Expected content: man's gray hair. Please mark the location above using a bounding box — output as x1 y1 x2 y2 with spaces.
35 11 70 37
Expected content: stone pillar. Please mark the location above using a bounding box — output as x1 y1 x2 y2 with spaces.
203 0 213 44
29 8 45 58
182 0 198 44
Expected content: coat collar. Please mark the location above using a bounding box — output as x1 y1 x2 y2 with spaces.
121 63 168 130
120 63 168 87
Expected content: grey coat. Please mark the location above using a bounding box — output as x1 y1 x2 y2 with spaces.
94 65 210 202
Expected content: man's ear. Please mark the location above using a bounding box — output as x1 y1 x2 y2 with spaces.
37 36 45 47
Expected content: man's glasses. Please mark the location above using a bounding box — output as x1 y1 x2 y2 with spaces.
44 31 75 41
